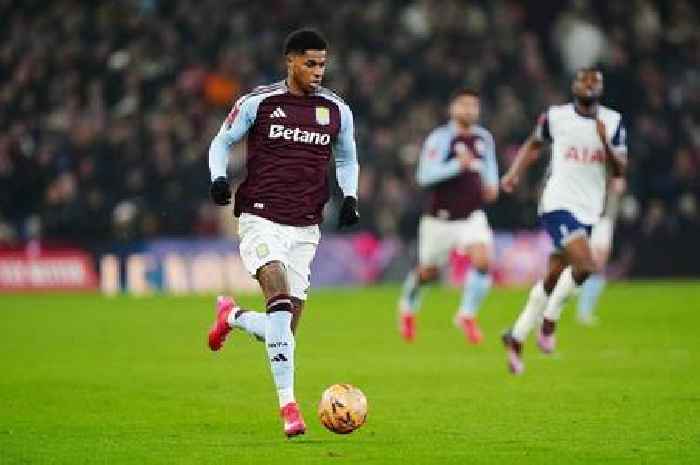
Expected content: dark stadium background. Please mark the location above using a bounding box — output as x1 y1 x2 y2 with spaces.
1 0 698 277
2 3 700 465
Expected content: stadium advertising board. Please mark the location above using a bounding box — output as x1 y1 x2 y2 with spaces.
0 249 98 292
99 232 552 295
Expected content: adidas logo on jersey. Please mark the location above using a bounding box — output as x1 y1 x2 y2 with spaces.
271 353 288 362
269 107 287 118
268 124 331 145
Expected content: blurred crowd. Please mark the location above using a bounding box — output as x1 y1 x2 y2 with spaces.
1 0 699 272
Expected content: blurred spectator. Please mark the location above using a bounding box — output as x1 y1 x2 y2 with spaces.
1 0 699 275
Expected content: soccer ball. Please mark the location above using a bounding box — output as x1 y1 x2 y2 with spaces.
317 384 368 434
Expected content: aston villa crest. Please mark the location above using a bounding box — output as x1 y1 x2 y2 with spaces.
315 106 330 125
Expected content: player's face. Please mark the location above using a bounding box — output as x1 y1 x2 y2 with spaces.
288 50 327 94
449 94 480 127
572 70 603 102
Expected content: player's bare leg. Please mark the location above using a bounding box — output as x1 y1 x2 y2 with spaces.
290 297 304 335
257 261 305 437
540 236 596 351
454 243 492 344
398 265 439 342
503 253 566 373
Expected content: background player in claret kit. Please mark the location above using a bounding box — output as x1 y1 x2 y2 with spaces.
205 29 360 437
500 69 627 374
576 176 625 326
397 89 499 344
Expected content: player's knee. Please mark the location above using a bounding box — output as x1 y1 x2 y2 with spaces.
572 263 595 284
468 245 491 271
471 255 490 273
257 260 290 298
543 264 566 294
543 273 559 294
418 266 439 283
261 259 286 272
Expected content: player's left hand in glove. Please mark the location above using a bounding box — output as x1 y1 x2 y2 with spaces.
210 176 232 205
338 196 360 228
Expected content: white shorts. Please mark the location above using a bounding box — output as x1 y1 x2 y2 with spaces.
590 217 613 251
238 213 320 300
418 210 493 267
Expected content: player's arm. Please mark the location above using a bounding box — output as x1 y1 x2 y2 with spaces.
416 130 471 187
208 96 257 205
596 118 627 177
480 132 499 203
334 103 360 228
501 111 548 193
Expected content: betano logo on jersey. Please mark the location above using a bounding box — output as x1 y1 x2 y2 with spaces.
268 124 331 145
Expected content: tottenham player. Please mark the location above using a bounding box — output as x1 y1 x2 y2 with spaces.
500 69 627 374
576 176 625 325
206 29 359 436
398 89 499 344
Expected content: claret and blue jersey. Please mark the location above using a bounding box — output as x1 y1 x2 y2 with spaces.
416 122 499 220
209 81 359 227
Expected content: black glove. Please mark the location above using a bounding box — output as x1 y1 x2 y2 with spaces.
209 176 232 205
338 196 360 228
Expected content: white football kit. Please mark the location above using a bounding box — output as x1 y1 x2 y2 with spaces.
535 103 627 248
536 103 627 224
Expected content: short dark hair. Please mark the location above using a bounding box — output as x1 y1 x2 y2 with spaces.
575 67 603 78
284 28 328 55
450 87 480 101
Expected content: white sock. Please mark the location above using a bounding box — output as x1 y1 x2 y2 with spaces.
512 281 547 342
543 267 576 321
229 310 266 340
265 309 295 408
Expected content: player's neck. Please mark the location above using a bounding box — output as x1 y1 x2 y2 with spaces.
286 77 310 96
574 100 598 118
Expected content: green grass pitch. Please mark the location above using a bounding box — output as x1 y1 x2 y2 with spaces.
1 282 699 464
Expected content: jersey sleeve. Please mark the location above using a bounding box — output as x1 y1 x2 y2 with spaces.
208 95 259 181
610 117 628 156
416 128 460 187
480 132 499 188
333 103 359 198
533 109 552 143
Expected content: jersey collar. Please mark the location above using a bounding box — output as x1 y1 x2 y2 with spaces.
571 102 599 119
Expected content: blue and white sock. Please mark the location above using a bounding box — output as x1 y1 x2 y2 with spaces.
399 270 423 314
265 295 295 407
458 269 492 317
578 273 606 318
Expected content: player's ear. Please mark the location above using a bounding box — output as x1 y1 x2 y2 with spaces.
447 100 456 118
285 53 296 70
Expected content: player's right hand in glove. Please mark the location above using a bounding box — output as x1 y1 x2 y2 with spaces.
338 196 360 229
209 176 232 205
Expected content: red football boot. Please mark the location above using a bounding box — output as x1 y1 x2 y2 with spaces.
207 296 235 351
280 402 306 437
399 311 416 343
454 314 483 344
